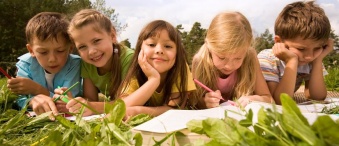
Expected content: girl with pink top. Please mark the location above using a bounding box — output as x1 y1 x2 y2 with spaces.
192 11 273 109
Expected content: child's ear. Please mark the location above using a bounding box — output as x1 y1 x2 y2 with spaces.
26 44 36 57
274 35 281 43
111 29 117 43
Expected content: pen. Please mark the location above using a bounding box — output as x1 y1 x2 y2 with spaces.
53 81 79 103
193 78 225 101
0 67 12 79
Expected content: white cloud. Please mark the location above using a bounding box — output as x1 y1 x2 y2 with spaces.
107 0 339 47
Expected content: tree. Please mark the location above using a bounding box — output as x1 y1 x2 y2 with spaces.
91 0 127 34
178 22 206 64
0 0 91 63
120 39 131 49
253 29 274 52
323 30 339 68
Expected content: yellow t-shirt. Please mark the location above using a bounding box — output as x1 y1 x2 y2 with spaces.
121 65 196 106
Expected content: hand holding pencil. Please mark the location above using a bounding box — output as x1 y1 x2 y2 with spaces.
193 79 235 108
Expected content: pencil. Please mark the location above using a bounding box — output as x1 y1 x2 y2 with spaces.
0 67 11 79
53 81 79 103
193 78 225 101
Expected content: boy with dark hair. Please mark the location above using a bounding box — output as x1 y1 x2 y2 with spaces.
7 12 82 118
258 1 333 104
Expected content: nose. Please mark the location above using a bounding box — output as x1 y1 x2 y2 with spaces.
89 47 98 56
223 60 233 70
155 45 164 54
48 52 57 63
303 51 314 61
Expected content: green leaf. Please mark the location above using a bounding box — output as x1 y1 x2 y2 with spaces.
239 109 252 127
105 99 126 126
55 115 76 129
280 93 320 145
126 113 152 126
133 133 143 146
202 118 235 145
106 123 131 146
312 115 339 145
152 131 176 146
0 106 26 135
26 111 50 126
186 119 205 134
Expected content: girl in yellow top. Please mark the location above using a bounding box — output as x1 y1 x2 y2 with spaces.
192 12 273 109
118 20 196 117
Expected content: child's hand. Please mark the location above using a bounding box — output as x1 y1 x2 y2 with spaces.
30 94 58 120
273 43 298 63
315 39 334 62
236 96 255 108
7 77 44 95
54 87 73 113
124 106 139 121
138 49 160 80
66 97 93 116
204 90 222 108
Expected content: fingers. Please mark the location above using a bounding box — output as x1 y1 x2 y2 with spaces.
66 97 87 114
236 96 252 108
30 95 58 120
204 90 222 108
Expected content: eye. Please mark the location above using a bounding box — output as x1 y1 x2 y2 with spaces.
93 39 101 43
148 43 156 47
57 49 66 53
297 48 304 51
39 52 47 55
165 45 173 49
77 45 86 50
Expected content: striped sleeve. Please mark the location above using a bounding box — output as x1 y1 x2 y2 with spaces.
257 49 280 83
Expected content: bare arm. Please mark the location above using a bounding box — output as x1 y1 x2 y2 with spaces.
305 39 334 100
126 93 182 117
83 78 99 101
270 43 299 104
121 49 161 106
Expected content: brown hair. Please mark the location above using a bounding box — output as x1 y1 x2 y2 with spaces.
26 12 71 45
274 1 331 41
118 20 195 108
69 9 124 99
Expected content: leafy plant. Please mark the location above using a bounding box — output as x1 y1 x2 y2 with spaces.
187 94 339 145
324 67 339 91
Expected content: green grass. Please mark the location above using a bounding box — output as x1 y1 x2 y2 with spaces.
324 67 339 91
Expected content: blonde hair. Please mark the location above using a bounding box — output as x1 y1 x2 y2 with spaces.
68 9 124 99
192 11 257 106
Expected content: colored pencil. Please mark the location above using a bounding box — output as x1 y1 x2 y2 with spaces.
193 78 225 101
53 81 79 103
0 67 11 79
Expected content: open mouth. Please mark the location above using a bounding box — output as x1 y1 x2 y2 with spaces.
92 54 103 61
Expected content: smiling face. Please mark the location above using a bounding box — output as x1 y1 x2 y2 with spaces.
280 37 326 66
27 34 71 74
210 49 246 76
142 29 177 74
70 24 115 69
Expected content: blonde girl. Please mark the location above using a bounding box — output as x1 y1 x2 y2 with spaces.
192 11 272 109
54 9 134 116
117 20 197 117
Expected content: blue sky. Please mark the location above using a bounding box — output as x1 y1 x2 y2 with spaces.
106 0 339 47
